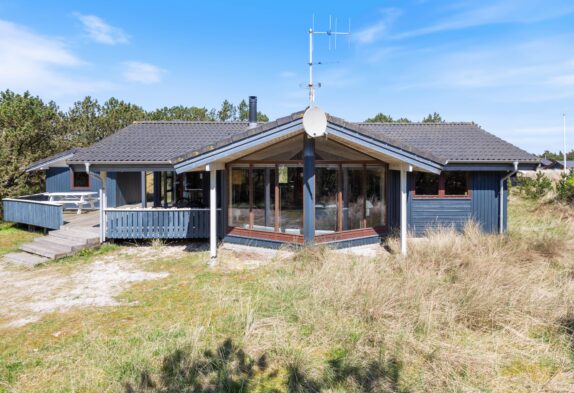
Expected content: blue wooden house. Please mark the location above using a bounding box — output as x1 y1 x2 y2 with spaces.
4 97 539 258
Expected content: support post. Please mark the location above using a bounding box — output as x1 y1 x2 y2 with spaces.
140 171 146 208
153 172 161 207
209 166 217 263
303 135 315 244
400 168 407 256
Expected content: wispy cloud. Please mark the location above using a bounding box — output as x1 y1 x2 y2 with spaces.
354 8 401 45
122 61 164 84
0 19 113 97
392 0 574 40
76 13 129 45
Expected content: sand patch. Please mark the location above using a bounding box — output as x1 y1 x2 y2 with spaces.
0 246 181 328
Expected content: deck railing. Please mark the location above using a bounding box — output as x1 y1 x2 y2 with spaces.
2 195 64 230
104 208 223 240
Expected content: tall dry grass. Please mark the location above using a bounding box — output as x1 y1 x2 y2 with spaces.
249 201 574 391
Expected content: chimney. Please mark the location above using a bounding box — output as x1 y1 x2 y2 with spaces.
248 96 257 128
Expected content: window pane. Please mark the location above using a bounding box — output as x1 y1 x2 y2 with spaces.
73 172 90 188
229 168 250 228
342 167 364 230
444 172 469 196
366 167 386 228
415 172 439 195
253 168 275 231
315 166 338 233
279 166 303 234
183 172 205 207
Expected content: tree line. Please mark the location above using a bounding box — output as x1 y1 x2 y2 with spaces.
0 90 268 212
365 112 444 123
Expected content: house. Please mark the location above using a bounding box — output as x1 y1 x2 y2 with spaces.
540 158 574 170
4 97 539 258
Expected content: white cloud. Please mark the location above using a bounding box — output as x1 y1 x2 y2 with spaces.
355 8 401 44
0 19 114 97
76 13 129 45
122 61 163 84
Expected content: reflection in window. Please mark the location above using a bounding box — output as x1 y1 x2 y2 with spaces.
229 167 250 228
252 168 275 231
278 166 303 234
366 167 386 228
444 172 469 196
342 167 364 230
315 166 338 233
415 172 439 196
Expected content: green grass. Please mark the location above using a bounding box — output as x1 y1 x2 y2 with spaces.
1 198 574 392
0 221 39 255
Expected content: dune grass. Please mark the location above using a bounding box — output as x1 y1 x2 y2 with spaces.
1 196 574 392
0 222 39 256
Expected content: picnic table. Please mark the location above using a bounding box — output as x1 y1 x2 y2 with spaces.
44 192 99 214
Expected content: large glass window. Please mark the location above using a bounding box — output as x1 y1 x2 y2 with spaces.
229 167 250 228
366 167 386 228
342 166 364 230
229 163 388 235
278 165 303 234
315 166 339 233
252 167 275 231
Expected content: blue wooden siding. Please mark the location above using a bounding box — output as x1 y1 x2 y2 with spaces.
471 172 505 233
402 171 506 236
46 167 102 208
106 209 224 239
2 199 63 230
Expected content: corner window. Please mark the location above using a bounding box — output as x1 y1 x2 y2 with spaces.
415 172 439 196
72 171 90 189
413 172 470 198
444 172 469 196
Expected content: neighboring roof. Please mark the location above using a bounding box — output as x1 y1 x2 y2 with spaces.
357 122 538 163
66 111 539 167
69 121 251 164
26 148 81 172
541 159 574 168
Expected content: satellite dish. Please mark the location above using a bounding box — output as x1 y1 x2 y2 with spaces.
303 106 327 137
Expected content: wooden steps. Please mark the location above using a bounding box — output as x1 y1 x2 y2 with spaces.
5 226 101 263
3 252 49 267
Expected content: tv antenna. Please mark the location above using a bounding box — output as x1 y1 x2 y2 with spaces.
308 15 351 106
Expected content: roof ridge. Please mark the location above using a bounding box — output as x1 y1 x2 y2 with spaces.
357 121 476 126
132 120 250 124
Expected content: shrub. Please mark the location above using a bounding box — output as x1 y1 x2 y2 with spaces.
556 169 574 203
516 172 552 200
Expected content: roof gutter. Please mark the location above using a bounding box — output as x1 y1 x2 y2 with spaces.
499 161 519 234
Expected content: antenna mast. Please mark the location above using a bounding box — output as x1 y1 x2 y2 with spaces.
308 15 351 107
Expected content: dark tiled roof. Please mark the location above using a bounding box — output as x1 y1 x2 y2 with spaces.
67 112 539 166
26 148 81 172
69 121 250 163
357 122 538 163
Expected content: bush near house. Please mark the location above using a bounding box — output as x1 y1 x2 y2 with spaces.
556 169 574 203
515 172 553 200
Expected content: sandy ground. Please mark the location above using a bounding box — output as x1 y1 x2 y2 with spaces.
0 242 385 328
0 246 187 328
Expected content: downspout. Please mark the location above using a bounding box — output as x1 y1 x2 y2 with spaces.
499 161 518 234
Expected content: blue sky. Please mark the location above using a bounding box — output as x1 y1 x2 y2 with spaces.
1 1 574 154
